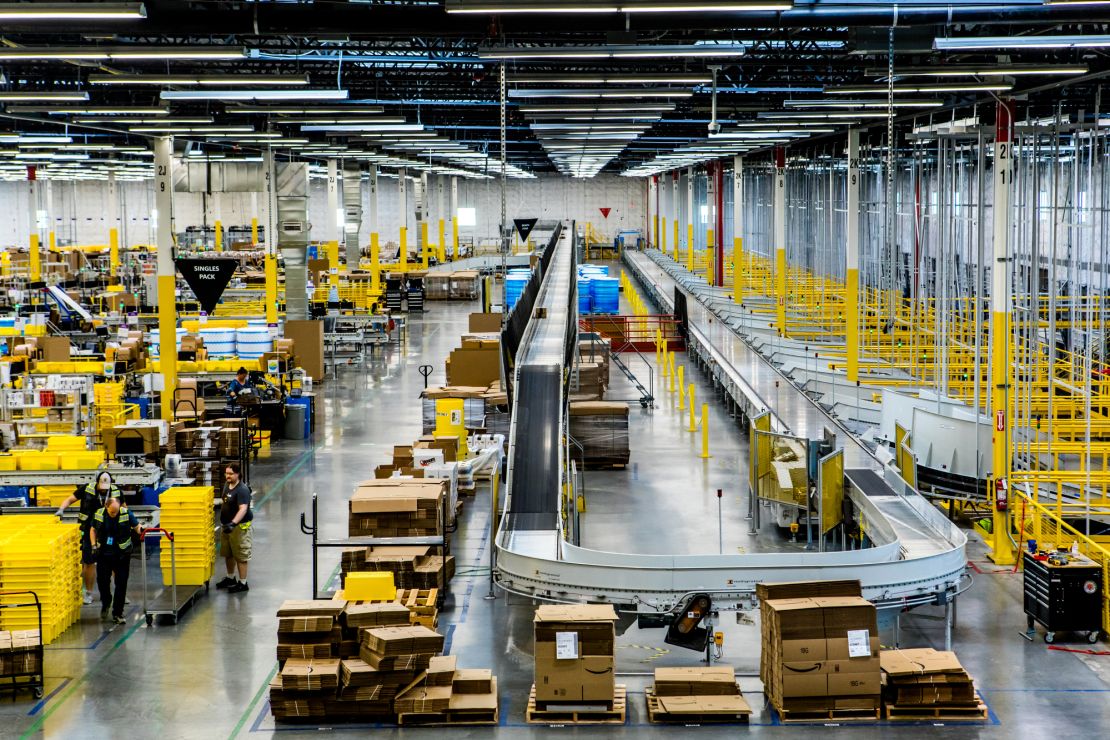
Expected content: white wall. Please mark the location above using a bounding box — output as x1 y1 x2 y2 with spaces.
0 172 648 250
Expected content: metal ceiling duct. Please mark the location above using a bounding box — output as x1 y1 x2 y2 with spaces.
342 162 363 269
276 161 310 320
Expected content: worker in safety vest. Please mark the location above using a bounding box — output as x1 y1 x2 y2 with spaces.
55 471 121 605
90 497 142 625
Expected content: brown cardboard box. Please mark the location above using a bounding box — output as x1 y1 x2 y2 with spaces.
360 625 444 656
452 668 493 694
38 336 70 362
276 600 347 618
278 616 334 633
448 677 498 712
285 319 325 381
280 658 341 691
445 347 500 387
780 672 828 698
827 672 881 697
426 655 458 686
103 425 159 456
533 604 618 703
468 313 502 333
653 666 738 697
756 580 862 602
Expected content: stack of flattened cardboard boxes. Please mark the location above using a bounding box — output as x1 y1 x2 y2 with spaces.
174 425 224 486
395 657 499 726
880 648 987 719
444 334 500 388
759 580 881 720
343 545 455 593
533 604 618 706
646 666 753 723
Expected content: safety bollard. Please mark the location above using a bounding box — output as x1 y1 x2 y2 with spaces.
677 366 686 410
700 403 710 458
668 351 676 392
688 384 697 432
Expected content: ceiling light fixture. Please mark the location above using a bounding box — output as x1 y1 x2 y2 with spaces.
509 88 692 98
934 35 1110 50
0 46 245 61
448 0 788 11
865 64 1088 78
479 43 745 60
90 73 311 86
511 73 711 84
6 106 169 115
161 89 348 101
783 99 942 109
0 2 146 20
825 83 1012 94
0 91 89 102
226 106 386 115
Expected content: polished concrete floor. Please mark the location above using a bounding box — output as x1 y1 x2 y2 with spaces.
5 292 1110 739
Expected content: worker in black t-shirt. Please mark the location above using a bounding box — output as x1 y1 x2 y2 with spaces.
90 497 142 624
217 461 253 593
55 471 121 605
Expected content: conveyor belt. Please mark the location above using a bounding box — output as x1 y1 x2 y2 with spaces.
494 234 967 616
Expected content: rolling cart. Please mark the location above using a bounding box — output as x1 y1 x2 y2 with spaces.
139 528 208 626
0 590 45 699
1023 552 1103 644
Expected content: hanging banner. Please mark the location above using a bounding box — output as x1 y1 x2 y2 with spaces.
513 218 538 242
176 258 237 314
599 207 611 218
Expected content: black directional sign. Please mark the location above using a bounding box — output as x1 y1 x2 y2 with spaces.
513 218 538 242
176 259 237 314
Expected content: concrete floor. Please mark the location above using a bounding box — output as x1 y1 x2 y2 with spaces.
5 293 1110 739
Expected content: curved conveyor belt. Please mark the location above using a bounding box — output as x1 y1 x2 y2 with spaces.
495 229 967 616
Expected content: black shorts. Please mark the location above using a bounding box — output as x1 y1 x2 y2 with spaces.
80 530 97 565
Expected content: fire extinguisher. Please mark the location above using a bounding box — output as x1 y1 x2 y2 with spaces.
995 478 1008 512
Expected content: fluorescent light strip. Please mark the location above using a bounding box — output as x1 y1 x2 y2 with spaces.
161 89 348 101
867 65 1088 78
0 91 89 102
128 126 255 134
272 117 406 125
0 135 73 143
934 35 1110 50
758 112 887 120
73 116 214 125
0 46 245 61
7 106 168 115
226 106 386 115
0 2 146 20
89 73 310 86
825 83 1012 94
479 43 745 60
783 99 942 109
301 124 425 132
449 1 787 11
510 88 691 98
512 74 711 84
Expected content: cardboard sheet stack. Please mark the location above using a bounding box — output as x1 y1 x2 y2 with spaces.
445 334 500 387
880 648 987 719
174 425 224 486
568 401 630 468
157 486 216 586
758 580 881 720
395 657 499 725
0 515 80 643
275 600 344 665
646 666 753 723
343 545 455 593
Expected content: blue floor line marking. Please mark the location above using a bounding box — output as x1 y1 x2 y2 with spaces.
249 700 269 733
26 677 70 716
441 622 458 655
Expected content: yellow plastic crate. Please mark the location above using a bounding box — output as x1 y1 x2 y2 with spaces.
0 454 16 471
59 452 105 470
45 435 88 452
162 563 213 587
15 451 59 471
343 572 396 601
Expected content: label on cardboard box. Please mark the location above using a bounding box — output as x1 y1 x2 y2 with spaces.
847 629 871 658
555 631 579 660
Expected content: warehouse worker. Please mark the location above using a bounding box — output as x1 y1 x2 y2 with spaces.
226 366 254 415
55 471 121 605
89 496 142 624
217 461 253 593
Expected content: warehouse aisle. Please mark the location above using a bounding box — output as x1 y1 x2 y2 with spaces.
5 298 1109 739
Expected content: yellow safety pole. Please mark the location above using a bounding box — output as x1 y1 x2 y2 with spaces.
327 240 340 288
700 403 710 458
154 137 177 422
400 227 408 273
688 384 697 432
686 223 695 273
846 130 860 384
28 175 41 283
673 219 679 263
661 216 667 253
677 366 686 410
251 217 259 245
653 214 658 248
107 171 120 280
214 220 223 252
733 155 743 303
421 222 430 269
732 237 742 303
48 230 56 252
263 147 278 325
438 217 446 263
707 223 715 280
29 233 40 282
370 232 381 298
667 351 675 392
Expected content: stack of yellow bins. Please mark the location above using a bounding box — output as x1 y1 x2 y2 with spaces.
0 515 81 643
157 486 216 587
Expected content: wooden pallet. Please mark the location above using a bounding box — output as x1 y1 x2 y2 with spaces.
645 689 751 724
885 700 989 721
775 706 881 724
396 588 438 616
398 707 498 726
526 685 627 725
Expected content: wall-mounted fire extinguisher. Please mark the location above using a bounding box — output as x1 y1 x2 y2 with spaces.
995 478 1008 512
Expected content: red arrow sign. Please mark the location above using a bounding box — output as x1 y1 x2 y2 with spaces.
599 207 611 218
996 410 1005 432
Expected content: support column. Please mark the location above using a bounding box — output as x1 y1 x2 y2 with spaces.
154 137 177 421
660 171 668 255
450 176 459 260
419 172 429 269
214 218 223 252
250 192 259 245
686 166 695 272
774 146 787 336
732 155 743 303
27 167 41 283
46 180 56 251
437 176 446 263
399 169 408 272
264 147 278 325
706 163 716 282
846 129 861 384
650 175 659 249
672 171 679 262
713 161 724 286
107 171 120 278
326 159 340 287
990 100 1016 565
369 165 380 297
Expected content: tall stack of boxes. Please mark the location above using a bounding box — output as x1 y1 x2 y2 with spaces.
157 486 216 586
174 426 224 486
533 604 618 706
0 515 80 643
759 581 881 719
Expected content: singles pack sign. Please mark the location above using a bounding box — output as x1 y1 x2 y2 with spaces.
176 259 237 314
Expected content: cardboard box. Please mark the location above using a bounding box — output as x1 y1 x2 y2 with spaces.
277 600 347 618
533 604 617 703
280 658 341 691
285 319 325 381
468 312 503 333
103 424 159 456
343 603 411 630
278 616 335 634
445 347 500 387
452 668 493 694
38 336 70 362
426 655 458 686
361 625 444 656
653 666 739 697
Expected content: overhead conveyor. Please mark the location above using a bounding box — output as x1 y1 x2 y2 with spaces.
494 227 968 637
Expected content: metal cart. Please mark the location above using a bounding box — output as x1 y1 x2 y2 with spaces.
139 528 208 626
1023 553 1103 644
0 590 45 699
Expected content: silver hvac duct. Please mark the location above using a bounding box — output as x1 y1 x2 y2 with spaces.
342 162 363 269
276 161 310 320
